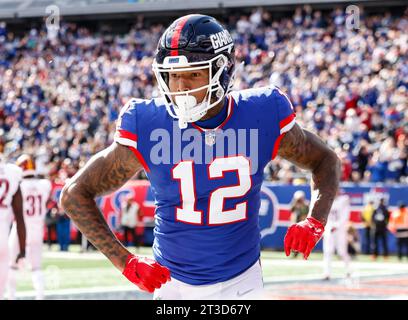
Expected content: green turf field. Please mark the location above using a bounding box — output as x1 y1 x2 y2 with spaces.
13 244 407 295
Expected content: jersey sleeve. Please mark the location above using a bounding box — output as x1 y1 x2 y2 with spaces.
8 164 23 196
271 87 297 159
114 99 139 151
274 87 296 135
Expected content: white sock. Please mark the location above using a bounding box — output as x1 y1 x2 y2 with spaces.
7 268 17 300
32 270 45 300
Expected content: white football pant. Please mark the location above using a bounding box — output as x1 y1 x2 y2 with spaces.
323 227 351 278
8 224 45 300
0 221 10 300
153 260 264 300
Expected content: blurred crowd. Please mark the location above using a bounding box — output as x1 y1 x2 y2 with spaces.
0 5 407 185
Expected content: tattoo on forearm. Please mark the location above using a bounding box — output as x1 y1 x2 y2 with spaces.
278 124 341 225
61 143 142 270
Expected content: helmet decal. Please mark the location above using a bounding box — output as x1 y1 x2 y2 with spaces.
210 30 234 54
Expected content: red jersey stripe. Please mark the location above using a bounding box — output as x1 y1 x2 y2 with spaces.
271 132 286 160
279 113 296 129
128 146 150 173
117 129 137 142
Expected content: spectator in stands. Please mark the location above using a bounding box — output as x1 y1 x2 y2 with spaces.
361 200 375 254
45 200 58 250
388 202 408 261
347 222 360 259
134 210 145 252
0 6 406 186
56 210 71 252
290 191 309 224
120 195 140 248
371 198 391 260
354 140 370 180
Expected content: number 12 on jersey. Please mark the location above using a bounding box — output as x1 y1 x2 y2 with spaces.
171 156 252 225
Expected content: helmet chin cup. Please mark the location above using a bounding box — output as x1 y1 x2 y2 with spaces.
175 95 197 110
174 94 208 129
178 118 188 129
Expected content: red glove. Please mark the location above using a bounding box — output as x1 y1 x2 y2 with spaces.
284 217 325 260
122 254 171 293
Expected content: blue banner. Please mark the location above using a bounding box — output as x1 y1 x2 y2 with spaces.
259 183 408 253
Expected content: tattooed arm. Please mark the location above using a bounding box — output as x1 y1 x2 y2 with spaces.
278 123 341 226
60 142 142 271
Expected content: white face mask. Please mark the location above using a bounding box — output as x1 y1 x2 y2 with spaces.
153 55 229 129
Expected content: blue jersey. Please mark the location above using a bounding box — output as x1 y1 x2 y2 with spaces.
114 86 296 285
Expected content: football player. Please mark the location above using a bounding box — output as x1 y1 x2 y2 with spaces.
60 15 340 299
323 190 352 280
0 149 26 300
7 155 52 300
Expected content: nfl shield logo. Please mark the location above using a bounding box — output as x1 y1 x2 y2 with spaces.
205 131 216 146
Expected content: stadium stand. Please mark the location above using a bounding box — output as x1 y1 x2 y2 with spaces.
0 4 407 185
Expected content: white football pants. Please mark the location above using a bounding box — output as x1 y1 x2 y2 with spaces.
0 221 10 300
153 259 264 300
323 227 351 278
8 224 45 300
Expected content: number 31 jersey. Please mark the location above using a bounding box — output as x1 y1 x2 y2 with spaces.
115 86 296 285
20 178 52 242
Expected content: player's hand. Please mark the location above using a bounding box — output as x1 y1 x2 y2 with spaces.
122 254 171 293
284 217 325 260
